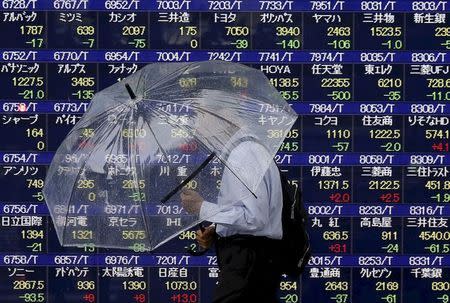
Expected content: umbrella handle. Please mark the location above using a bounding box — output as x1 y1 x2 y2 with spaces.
186 223 209 256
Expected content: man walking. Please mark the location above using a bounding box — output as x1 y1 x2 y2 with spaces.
180 129 283 303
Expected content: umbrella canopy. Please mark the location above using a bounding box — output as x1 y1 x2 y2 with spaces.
43 61 298 251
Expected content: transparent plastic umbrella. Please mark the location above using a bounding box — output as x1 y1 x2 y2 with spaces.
43 61 298 251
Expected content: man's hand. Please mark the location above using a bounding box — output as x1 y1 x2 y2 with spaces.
180 188 203 215
196 225 216 249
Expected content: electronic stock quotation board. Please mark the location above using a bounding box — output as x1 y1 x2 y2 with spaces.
1 0 450 302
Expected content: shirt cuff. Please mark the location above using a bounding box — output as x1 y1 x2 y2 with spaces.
199 200 220 221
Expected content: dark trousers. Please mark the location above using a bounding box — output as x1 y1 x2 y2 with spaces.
212 235 281 303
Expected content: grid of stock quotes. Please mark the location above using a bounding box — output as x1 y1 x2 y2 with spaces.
1 0 450 302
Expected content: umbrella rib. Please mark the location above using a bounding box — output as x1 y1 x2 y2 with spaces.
160 152 216 204
128 111 151 249
144 111 170 162
60 106 127 246
135 68 145 93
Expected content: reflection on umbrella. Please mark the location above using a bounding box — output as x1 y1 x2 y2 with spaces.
43 61 297 251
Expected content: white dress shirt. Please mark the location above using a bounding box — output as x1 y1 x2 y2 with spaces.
199 136 283 239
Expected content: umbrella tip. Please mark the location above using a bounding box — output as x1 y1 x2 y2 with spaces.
125 83 136 100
